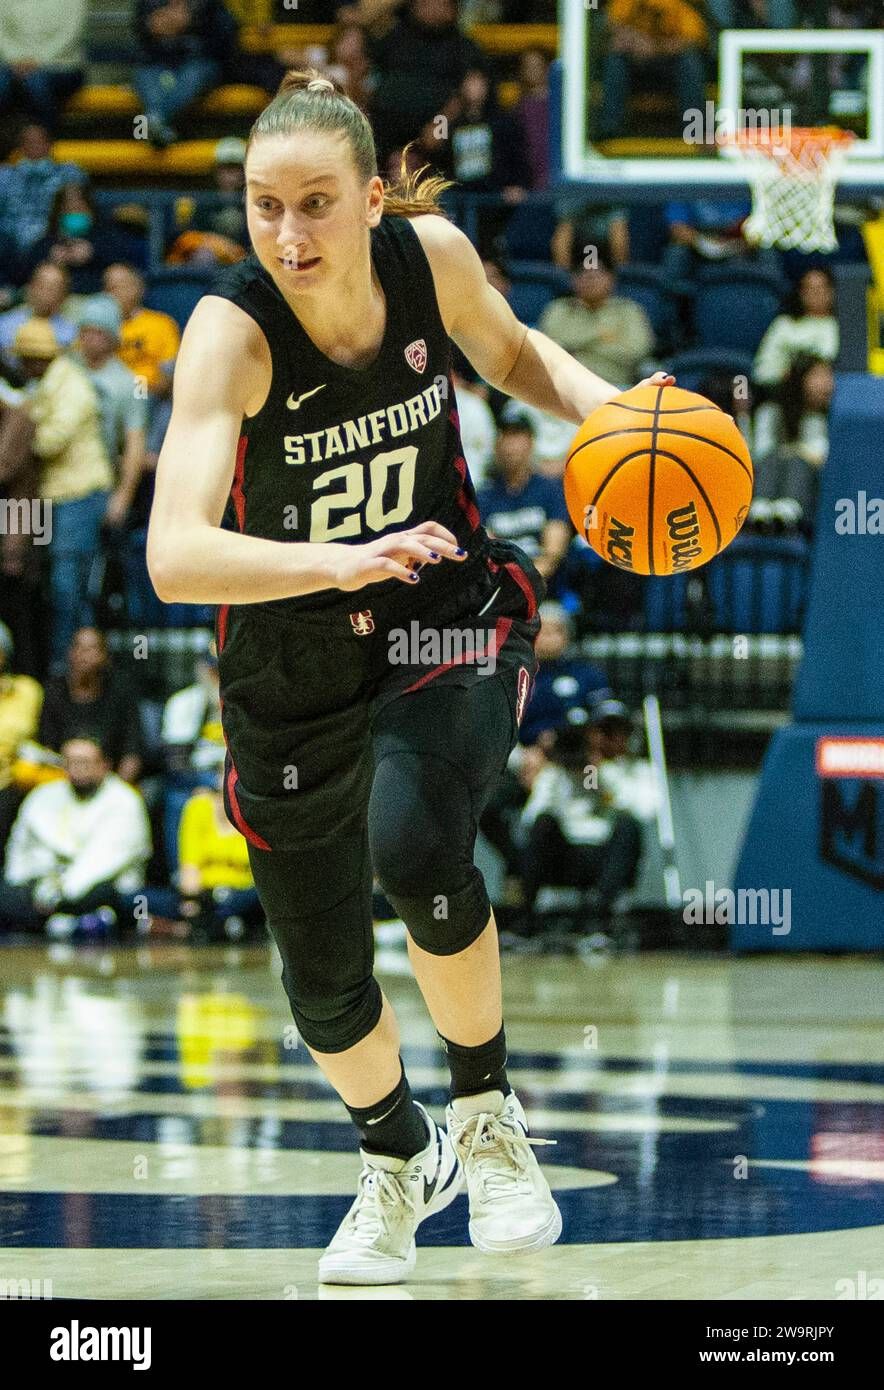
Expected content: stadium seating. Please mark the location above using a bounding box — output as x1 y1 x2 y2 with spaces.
692 266 785 355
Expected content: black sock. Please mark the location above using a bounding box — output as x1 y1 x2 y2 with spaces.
438 1023 512 1101
344 1060 429 1159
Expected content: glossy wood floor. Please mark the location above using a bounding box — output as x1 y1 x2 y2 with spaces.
0 939 882 1300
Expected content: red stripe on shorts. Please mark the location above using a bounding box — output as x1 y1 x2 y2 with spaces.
503 561 538 620
452 453 480 530
401 616 514 694
225 760 271 851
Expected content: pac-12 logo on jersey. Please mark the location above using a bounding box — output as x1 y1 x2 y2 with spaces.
515 666 531 725
404 339 427 373
350 610 375 635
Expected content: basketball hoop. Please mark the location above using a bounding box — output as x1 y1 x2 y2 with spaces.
720 126 856 253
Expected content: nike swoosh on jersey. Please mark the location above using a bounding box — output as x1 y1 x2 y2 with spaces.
286 384 327 410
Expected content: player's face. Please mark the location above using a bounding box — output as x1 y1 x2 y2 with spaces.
246 131 383 293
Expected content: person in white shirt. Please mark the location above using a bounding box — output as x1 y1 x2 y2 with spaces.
517 700 658 929
0 733 151 933
752 267 839 389
451 364 496 489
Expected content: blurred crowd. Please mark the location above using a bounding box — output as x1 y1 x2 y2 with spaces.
0 0 865 946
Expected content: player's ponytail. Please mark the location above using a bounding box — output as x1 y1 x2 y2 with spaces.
248 67 455 220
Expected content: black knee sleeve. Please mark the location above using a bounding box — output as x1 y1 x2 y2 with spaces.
370 750 492 956
248 837 382 1054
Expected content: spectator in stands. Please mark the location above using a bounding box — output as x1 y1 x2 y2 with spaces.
445 68 532 200
597 0 708 142
519 602 610 746
452 353 497 489
171 769 263 940
538 249 654 389
0 0 86 131
0 733 151 937
37 627 145 785
69 296 147 532
165 138 249 266
160 642 224 867
327 22 374 110
662 197 779 280
0 263 76 375
19 182 149 295
0 620 43 853
551 200 630 272
751 354 833 532
754 353 833 470
103 262 180 459
514 49 551 192
13 319 114 671
517 700 658 931
477 409 572 582
705 1 795 26
0 123 86 285
134 0 240 149
0 375 44 676
753 266 839 390
367 0 486 164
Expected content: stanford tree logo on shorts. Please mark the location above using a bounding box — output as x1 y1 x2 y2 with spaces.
515 666 530 725
349 610 375 635
404 339 427 373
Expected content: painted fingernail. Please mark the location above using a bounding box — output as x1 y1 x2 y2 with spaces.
409 571 420 581
455 547 466 556
429 550 439 559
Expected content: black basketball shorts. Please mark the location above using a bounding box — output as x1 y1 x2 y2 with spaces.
215 535 546 854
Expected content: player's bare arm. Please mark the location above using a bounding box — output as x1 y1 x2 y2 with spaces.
412 214 672 423
146 296 464 605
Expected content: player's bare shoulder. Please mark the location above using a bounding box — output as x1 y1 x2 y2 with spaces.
180 294 273 418
406 213 483 338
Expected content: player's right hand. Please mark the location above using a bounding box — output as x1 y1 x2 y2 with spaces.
328 522 468 592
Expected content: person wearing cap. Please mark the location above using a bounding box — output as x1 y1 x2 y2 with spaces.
476 409 572 582
0 262 76 375
13 316 114 670
70 295 147 530
0 620 43 853
133 0 239 149
538 246 655 390
164 138 249 267
518 601 610 746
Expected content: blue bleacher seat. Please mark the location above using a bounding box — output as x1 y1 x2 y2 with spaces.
506 263 572 327
705 533 810 634
643 573 691 631
501 200 558 260
664 348 755 395
615 264 680 349
145 272 213 330
693 267 784 355
627 205 668 265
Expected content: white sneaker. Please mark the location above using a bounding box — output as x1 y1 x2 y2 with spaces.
445 1089 562 1255
318 1102 464 1285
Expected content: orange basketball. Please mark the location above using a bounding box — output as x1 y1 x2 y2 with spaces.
563 383 754 576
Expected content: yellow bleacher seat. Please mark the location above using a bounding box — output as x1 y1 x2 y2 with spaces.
65 84 267 120
239 23 558 56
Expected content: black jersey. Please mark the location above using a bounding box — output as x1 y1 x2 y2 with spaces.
210 214 489 617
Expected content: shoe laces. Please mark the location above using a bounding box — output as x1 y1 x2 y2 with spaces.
462 1111 556 1201
347 1166 415 1244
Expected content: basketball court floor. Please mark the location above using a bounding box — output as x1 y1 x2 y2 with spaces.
0 940 881 1301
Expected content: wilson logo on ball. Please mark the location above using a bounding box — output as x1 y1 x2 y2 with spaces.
668 501 702 570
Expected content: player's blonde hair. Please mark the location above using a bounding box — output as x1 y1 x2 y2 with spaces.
248 68 455 220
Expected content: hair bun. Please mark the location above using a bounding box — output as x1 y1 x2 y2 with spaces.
277 68 338 97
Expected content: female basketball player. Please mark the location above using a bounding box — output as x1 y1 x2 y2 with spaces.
147 69 673 1285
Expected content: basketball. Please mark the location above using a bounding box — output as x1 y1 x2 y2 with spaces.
563 383 754 576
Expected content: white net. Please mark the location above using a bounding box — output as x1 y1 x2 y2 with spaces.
724 128 855 253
